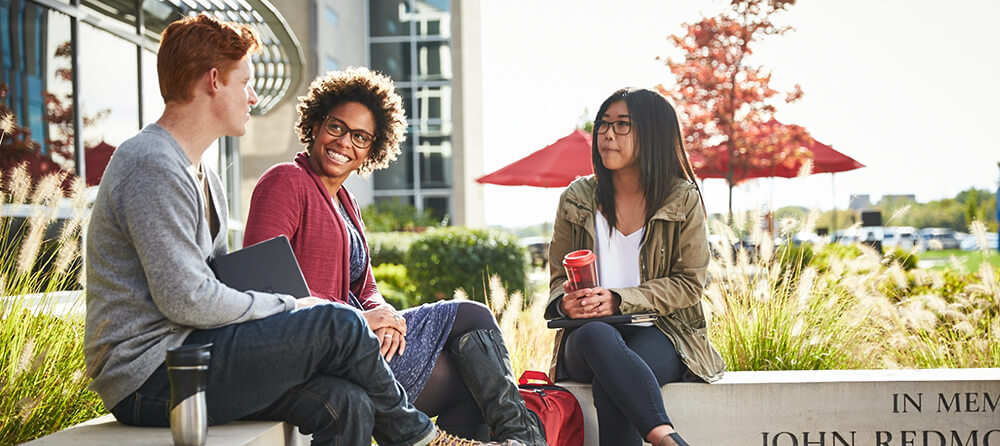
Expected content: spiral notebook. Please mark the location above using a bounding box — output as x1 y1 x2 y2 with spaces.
546 312 658 329
209 235 310 297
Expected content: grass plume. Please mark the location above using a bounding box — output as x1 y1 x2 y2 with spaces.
1 169 101 444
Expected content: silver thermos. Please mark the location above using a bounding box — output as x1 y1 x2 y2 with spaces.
166 343 212 446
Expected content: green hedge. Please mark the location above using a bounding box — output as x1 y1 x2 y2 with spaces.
372 263 417 309
406 227 528 303
367 232 420 266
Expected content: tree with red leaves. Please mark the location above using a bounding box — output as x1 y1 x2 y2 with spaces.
660 0 811 218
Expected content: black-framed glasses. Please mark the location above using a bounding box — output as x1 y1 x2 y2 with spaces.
323 116 376 149
595 120 633 136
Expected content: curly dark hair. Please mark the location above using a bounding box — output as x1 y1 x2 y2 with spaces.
295 67 406 176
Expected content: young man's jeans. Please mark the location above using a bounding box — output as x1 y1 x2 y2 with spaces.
111 303 435 446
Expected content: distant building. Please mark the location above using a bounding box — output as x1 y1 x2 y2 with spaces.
2 0 485 248
1 0 303 247
882 194 917 202
241 0 485 229
848 194 872 211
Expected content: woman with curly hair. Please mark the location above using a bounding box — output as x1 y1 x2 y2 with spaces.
243 67 545 446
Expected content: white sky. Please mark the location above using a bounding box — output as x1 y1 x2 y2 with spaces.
479 0 1000 227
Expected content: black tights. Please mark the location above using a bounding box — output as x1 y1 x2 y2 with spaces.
563 322 688 446
412 300 499 439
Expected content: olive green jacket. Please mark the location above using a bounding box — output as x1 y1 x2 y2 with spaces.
545 175 725 383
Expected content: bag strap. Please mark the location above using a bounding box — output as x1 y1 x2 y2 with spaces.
518 370 555 386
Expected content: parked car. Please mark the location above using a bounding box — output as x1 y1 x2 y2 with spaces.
883 226 919 251
707 235 760 262
959 232 999 251
917 227 962 250
832 227 884 252
832 228 860 245
520 236 549 268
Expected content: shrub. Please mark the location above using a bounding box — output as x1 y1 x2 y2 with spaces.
372 263 417 309
406 227 528 303
367 231 420 266
811 243 862 273
361 199 442 232
1 298 103 444
883 248 919 271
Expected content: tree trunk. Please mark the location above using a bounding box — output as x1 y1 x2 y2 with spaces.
726 140 735 224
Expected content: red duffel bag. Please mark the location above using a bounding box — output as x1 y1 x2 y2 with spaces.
518 370 585 446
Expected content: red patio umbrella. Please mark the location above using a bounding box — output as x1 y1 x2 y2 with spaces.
689 120 864 231
690 120 864 182
476 129 593 188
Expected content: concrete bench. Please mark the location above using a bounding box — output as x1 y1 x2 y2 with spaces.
23 414 310 445
560 368 1000 446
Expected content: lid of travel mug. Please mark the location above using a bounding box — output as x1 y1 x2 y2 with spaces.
562 249 596 267
166 343 213 367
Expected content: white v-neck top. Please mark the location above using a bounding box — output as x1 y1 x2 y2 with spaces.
594 209 644 289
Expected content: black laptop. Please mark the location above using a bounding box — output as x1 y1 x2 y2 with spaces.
547 312 658 329
209 235 310 297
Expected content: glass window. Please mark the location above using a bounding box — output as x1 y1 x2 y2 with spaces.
79 23 139 184
416 41 450 81
422 195 449 222
370 42 411 82
324 6 339 27
141 49 163 128
375 195 414 207
414 120 451 136
418 135 450 188
81 0 139 39
424 19 440 37
373 135 413 190
0 3 74 174
324 56 340 73
396 86 412 121
141 0 184 40
420 0 450 13
20 2 45 146
414 85 450 121
413 1 449 38
369 0 410 37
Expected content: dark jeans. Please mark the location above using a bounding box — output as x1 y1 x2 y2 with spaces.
562 322 687 446
111 303 434 446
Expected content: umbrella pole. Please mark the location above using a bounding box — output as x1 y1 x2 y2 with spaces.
831 173 837 234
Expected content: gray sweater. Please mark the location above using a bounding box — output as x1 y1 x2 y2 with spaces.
84 124 296 409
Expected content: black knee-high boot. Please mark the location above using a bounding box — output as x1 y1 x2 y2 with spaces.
448 330 548 446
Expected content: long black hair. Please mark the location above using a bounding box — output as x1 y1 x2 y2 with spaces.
592 88 700 232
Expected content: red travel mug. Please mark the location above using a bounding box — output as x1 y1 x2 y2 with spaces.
563 249 598 292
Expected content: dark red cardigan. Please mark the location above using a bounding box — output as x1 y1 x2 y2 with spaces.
243 152 385 309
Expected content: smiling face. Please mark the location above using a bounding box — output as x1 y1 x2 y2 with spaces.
215 56 258 137
308 101 376 195
597 100 638 172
